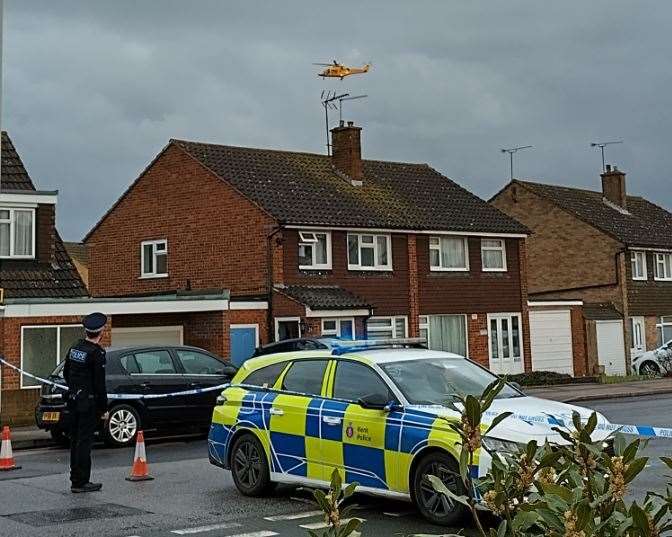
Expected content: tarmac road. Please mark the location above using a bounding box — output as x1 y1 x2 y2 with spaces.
1 395 670 537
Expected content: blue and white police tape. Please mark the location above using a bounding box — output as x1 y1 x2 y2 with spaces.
482 410 672 439
0 357 230 400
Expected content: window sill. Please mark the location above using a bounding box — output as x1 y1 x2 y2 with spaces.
482 268 508 273
653 277 672 282
298 265 332 271
0 255 36 260
429 267 469 272
632 277 648 281
139 274 169 279
347 266 393 272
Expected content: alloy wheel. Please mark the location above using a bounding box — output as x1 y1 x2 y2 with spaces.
108 408 138 443
418 462 460 517
641 362 660 376
233 439 262 488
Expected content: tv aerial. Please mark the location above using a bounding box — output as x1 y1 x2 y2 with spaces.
500 145 533 181
590 140 623 172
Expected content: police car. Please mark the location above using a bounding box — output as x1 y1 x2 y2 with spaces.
207 339 611 525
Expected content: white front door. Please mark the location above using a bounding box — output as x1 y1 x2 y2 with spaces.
488 313 524 374
630 316 646 358
596 320 627 376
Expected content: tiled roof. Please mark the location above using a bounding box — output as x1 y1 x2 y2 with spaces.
172 139 528 234
275 284 371 310
0 132 88 299
583 303 622 320
516 180 672 248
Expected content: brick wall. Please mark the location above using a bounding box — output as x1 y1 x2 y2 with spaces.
570 307 589 376
468 314 489 367
86 143 277 299
518 240 532 373
407 235 420 337
644 315 660 350
0 315 111 426
492 185 624 296
36 204 56 264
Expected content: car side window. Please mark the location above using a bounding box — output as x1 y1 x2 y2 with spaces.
333 361 394 402
296 340 324 351
133 350 177 374
281 360 328 395
243 361 288 388
119 354 140 374
176 349 225 375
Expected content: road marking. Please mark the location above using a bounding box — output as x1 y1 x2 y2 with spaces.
299 517 364 530
383 510 415 517
171 522 241 534
264 510 323 521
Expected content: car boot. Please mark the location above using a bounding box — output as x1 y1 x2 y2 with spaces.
71 482 102 493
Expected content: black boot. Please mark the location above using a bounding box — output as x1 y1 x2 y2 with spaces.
71 482 102 493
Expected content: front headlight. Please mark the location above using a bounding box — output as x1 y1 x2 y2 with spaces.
482 436 523 454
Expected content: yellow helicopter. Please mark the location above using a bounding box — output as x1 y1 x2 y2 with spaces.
314 60 371 80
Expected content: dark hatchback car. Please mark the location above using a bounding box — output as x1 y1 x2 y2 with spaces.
251 337 334 357
35 345 237 447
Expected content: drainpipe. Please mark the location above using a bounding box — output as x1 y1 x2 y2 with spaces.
266 226 283 343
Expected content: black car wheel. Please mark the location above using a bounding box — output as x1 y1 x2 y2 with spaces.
103 405 140 447
230 433 272 496
640 361 661 376
412 451 467 526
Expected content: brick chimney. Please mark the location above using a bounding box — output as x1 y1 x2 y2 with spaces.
601 164 627 209
331 121 363 185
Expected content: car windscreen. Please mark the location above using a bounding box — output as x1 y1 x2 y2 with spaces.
380 357 522 405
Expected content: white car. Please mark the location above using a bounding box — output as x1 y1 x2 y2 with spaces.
632 340 672 376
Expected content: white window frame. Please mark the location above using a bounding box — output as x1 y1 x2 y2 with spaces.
20 324 82 389
487 312 524 371
366 316 408 339
654 253 672 281
347 233 392 271
657 316 672 347
481 239 507 272
274 317 302 341
298 230 332 270
429 236 469 272
0 207 36 259
631 251 648 281
140 239 168 279
321 317 356 339
418 314 469 356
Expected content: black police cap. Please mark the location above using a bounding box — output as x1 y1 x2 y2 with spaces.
82 312 107 333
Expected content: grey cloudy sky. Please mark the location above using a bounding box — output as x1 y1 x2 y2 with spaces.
4 1 672 240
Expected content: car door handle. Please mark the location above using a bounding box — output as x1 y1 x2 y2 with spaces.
140 382 150 390
189 382 201 388
322 416 342 426
269 408 284 416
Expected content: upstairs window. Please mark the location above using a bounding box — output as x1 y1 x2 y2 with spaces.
655 253 672 281
298 231 331 270
429 236 468 271
481 239 507 271
631 251 647 280
347 233 392 270
0 208 34 258
141 239 168 278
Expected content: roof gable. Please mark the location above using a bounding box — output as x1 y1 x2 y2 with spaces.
511 179 672 248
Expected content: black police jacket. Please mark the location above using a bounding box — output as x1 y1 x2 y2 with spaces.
63 339 108 413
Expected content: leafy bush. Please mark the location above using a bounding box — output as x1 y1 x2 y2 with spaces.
310 468 362 537
509 371 575 386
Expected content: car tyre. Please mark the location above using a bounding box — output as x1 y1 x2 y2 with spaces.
640 361 661 376
412 451 467 526
230 433 272 496
103 405 140 447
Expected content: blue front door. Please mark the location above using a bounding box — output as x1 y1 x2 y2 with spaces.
230 327 257 366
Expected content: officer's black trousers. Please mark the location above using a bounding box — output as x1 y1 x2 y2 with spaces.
69 405 97 487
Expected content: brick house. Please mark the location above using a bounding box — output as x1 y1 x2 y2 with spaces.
85 121 532 376
0 132 231 425
491 165 672 376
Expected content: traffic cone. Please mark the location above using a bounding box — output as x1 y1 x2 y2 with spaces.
125 430 153 481
0 426 21 471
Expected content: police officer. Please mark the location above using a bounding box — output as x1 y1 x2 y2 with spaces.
64 312 108 493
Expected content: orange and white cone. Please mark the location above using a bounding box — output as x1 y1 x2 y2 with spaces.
126 430 153 481
0 426 21 471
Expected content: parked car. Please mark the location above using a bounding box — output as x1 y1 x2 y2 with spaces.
631 340 672 376
35 345 238 447
252 337 336 357
208 341 611 526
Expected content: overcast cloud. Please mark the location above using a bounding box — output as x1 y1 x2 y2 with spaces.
4 1 672 240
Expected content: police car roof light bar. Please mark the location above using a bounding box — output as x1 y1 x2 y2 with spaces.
331 337 427 355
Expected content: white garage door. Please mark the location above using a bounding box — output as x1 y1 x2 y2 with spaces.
596 320 627 376
529 310 574 375
111 326 183 347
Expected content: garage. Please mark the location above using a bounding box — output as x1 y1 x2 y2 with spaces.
529 310 574 375
596 320 627 376
111 325 184 347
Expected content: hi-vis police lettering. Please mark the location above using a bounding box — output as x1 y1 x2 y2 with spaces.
69 349 87 363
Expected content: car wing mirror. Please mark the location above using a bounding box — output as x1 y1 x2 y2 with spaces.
357 393 390 410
